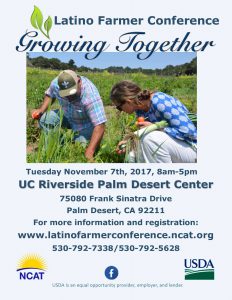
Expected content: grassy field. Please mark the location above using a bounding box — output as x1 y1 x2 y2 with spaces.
27 67 197 163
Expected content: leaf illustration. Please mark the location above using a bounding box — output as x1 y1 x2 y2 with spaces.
30 6 43 31
44 16 52 39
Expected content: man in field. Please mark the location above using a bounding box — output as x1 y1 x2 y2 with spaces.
32 70 107 160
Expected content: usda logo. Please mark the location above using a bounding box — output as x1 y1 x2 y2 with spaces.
184 259 214 280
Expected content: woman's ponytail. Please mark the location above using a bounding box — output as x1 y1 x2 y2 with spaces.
137 90 151 101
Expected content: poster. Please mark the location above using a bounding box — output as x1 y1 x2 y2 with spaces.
1 0 231 299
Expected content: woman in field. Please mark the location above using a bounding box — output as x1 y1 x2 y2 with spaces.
110 80 197 163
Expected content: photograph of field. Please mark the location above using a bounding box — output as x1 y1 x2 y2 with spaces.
27 53 197 163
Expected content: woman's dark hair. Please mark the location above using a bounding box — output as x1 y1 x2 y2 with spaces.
110 80 151 105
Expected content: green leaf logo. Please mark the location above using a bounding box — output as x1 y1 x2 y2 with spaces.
44 16 52 39
30 6 52 39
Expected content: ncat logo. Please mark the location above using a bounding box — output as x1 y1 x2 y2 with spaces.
184 259 214 280
17 254 47 280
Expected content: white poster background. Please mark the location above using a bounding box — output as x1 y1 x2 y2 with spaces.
1 0 231 299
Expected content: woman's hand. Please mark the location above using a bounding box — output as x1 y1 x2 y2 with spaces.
116 140 127 154
136 121 153 128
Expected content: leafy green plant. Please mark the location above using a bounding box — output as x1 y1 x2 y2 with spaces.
30 6 52 39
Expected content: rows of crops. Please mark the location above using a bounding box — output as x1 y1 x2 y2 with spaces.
27 67 197 163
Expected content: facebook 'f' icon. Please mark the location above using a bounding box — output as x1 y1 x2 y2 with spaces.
105 266 119 280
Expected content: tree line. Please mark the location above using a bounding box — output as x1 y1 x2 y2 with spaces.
27 54 196 76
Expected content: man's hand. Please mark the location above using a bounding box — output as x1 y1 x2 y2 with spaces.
85 147 95 162
84 123 105 161
31 108 44 119
32 95 52 119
